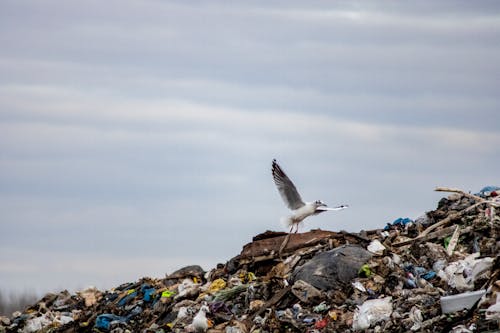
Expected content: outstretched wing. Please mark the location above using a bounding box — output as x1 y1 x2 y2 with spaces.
272 159 305 210
315 204 349 212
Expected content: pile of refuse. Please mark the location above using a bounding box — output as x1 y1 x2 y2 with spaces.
1 186 499 333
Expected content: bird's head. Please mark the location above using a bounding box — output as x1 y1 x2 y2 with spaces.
314 200 326 207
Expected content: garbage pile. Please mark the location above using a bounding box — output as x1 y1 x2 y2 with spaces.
1 186 499 333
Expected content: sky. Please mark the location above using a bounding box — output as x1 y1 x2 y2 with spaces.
1 1 499 296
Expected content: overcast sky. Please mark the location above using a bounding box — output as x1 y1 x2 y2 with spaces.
1 1 499 295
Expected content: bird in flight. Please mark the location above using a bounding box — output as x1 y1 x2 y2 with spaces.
272 159 348 233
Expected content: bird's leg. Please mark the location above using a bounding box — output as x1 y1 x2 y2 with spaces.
280 220 296 257
279 231 291 257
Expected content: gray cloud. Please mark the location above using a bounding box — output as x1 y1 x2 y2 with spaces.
1 1 499 294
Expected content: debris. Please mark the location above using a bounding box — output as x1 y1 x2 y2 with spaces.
291 245 372 290
312 301 330 313
446 225 461 256
358 264 372 278
409 306 423 331
207 278 227 293
367 239 386 255
384 217 413 231
77 286 102 307
475 185 500 198
440 290 487 314
22 314 52 333
95 314 128 330
352 296 393 331
438 253 494 291
485 294 500 320
1 185 499 333
291 280 323 303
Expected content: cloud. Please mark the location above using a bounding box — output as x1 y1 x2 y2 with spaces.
1 1 499 294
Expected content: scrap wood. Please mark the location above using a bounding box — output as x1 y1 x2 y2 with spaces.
251 285 291 319
422 315 447 331
446 225 461 256
419 201 485 237
241 229 373 263
239 243 324 265
278 232 291 256
393 225 472 248
253 230 288 241
278 229 364 257
339 230 371 243
435 186 485 202
239 229 341 261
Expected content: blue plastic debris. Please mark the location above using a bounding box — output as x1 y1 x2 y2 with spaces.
141 284 156 302
384 217 413 230
421 271 436 280
95 314 127 330
126 305 143 319
117 290 138 307
412 266 427 277
476 185 500 197
405 278 417 289
405 264 437 281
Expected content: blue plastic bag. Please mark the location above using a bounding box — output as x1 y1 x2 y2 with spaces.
95 314 127 330
384 217 413 230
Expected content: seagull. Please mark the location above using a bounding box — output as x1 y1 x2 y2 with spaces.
272 159 348 233
190 304 210 332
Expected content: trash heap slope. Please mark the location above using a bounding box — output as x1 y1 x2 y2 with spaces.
1 186 499 333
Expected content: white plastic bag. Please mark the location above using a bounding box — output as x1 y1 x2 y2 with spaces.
352 296 393 330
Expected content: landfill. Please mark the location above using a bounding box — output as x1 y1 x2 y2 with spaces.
1 186 499 333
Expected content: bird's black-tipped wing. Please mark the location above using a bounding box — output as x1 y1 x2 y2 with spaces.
315 205 349 212
272 159 305 210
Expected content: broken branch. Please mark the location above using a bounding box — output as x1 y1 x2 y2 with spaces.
434 187 485 202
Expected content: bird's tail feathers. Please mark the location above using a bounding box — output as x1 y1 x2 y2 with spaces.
280 216 305 233
280 216 294 228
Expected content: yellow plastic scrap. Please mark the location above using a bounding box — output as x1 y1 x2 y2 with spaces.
247 272 257 282
208 278 227 293
239 271 257 283
192 277 199 284
127 289 136 295
328 310 338 321
166 323 174 328
358 264 372 278
161 290 175 298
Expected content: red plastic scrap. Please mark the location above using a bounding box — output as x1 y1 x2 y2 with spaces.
314 317 328 329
